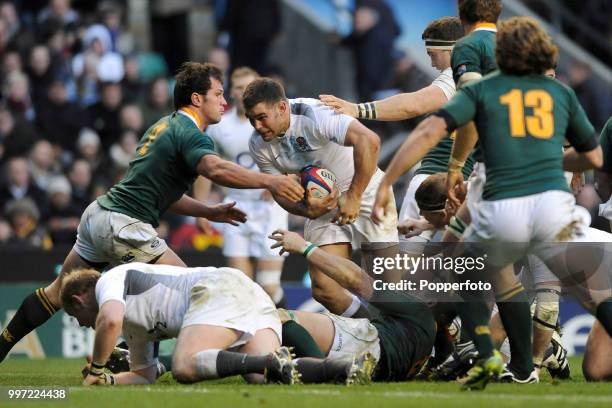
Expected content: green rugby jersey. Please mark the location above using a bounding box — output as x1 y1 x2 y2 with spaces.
451 25 497 85
97 111 217 227
600 117 612 173
415 133 475 179
438 72 597 201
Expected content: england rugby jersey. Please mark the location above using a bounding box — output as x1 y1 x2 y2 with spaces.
207 107 264 200
249 98 382 192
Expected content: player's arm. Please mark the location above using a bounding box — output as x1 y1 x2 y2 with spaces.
594 118 612 200
112 363 158 385
563 147 602 172
320 85 448 121
273 184 339 219
197 154 304 203
333 120 380 224
167 193 246 225
563 89 603 172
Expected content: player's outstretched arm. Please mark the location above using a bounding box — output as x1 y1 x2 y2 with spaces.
563 146 603 172
269 229 374 299
320 85 447 122
112 364 158 385
446 122 479 209
197 154 304 203
167 194 247 225
372 116 448 223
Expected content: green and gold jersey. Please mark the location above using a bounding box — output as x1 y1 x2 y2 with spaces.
416 133 475 179
600 117 612 174
97 111 217 227
451 24 497 86
438 72 598 201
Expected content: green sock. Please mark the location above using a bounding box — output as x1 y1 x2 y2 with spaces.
596 297 612 336
497 285 533 377
282 321 325 358
455 301 494 359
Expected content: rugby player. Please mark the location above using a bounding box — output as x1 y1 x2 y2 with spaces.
0 62 305 363
373 16 611 388
246 78 398 318
199 67 288 306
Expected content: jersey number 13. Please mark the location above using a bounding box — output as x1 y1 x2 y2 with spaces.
500 89 554 139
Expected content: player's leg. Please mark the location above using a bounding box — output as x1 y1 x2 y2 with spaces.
238 328 282 383
582 320 612 381
255 258 285 306
227 257 254 278
153 247 187 267
278 309 334 356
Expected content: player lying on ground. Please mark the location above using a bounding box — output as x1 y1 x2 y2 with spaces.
0 62 305 363
269 229 436 381
61 262 374 386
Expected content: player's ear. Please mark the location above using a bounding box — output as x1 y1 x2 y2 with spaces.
277 100 288 114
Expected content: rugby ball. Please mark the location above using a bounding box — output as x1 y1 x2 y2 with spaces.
300 165 337 199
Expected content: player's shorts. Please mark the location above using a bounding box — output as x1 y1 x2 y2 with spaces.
523 255 559 286
368 290 436 381
465 162 486 222
398 173 435 243
74 201 168 266
599 195 612 230
181 267 282 346
305 170 398 248
221 197 288 259
464 190 586 267
324 313 381 362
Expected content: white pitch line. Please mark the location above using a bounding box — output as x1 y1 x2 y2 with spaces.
70 387 612 403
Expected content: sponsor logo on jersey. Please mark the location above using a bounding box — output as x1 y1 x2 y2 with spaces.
291 136 312 152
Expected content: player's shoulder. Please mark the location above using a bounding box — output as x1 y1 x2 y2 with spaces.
290 97 338 119
248 128 265 150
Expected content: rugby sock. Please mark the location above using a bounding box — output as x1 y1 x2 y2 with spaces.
496 285 534 377
455 301 494 359
216 350 273 377
0 289 57 362
294 357 352 383
595 298 612 336
282 321 325 358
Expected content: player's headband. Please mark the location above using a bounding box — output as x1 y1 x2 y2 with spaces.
424 38 455 51
417 200 447 211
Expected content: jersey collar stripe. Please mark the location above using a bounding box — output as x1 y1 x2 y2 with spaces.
474 22 497 32
178 108 202 129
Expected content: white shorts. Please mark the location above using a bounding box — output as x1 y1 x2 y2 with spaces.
181 267 282 346
305 171 398 248
222 197 288 259
525 255 559 285
465 190 586 266
599 195 612 230
398 173 435 243
74 201 168 266
324 313 381 362
465 162 486 222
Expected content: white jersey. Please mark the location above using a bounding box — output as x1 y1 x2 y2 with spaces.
249 98 380 192
431 67 455 101
207 107 264 200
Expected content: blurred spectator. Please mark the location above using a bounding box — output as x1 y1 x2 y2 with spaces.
208 47 230 90
0 107 38 162
75 128 111 185
567 60 610 130
28 140 60 191
27 44 55 111
341 0 401 101
0 216 10 244
119 103 144 134
4 197 52 249
36 80 86 154
1 1 35 53
46 175 80 245
1 50 22 77
37 0 79 31
4 71 36 122
141 76 172 128
86 81 123 150
0 157 48 217
121 54 144 102
219 0 281 74
109 129 137 173
68 159 92 211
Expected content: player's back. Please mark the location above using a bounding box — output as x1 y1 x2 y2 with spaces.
462 72 594 200
451 28 497 84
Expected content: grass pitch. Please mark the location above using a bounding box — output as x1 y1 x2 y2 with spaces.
0 356 610 408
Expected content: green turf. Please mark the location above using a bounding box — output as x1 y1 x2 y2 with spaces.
0 357 610 408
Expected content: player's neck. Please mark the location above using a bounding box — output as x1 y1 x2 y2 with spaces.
466 21 497 34
179 106 205 130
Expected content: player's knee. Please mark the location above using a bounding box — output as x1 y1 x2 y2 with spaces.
583 360 611 382
171 360 198 383
533 288 560 331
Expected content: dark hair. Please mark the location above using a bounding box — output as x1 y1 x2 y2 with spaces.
242 78 287 112
173 62 223 110
415 173 448 211
458 0 502 25
496 17 558 76
422 16 464 41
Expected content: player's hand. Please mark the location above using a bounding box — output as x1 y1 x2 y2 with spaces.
570 172 584 195
319 95 358 118
446 171 466 210
372 183 392 225
333 191 360 225
202 201 247 226
398 217 434 238
82 372 115 386
260 190 274 202
269 229 307 255
305 186 339 219
268 175 305 203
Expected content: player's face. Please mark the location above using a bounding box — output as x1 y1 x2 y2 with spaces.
427 49 451 71
421 209 449 229
247 101 285 141
201 77 227 125
230 75 257 113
